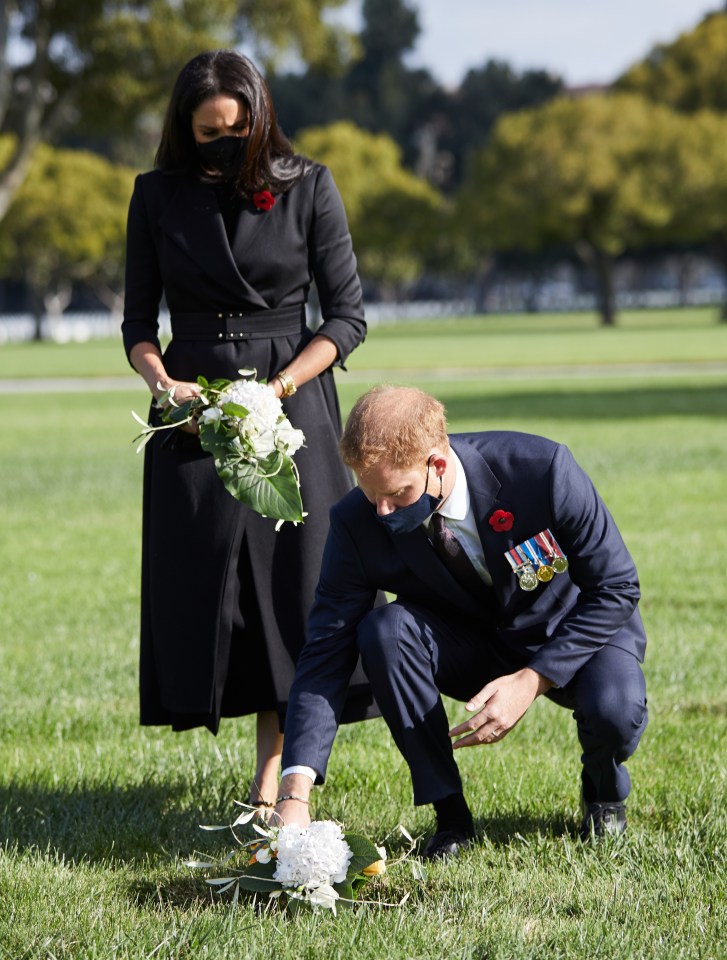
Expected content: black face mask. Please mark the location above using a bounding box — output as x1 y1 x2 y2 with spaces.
375 458 443 536
196 135 249 177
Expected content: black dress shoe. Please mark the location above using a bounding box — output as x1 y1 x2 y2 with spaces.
422 829 472 860
579 800 627 840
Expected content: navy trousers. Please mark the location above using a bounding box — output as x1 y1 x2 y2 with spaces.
356 600 647 806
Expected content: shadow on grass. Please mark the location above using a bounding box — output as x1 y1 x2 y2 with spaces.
436 383 727 422
0 780 230 864
472 811 574 845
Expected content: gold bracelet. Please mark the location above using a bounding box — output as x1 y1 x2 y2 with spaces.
275 369 297 398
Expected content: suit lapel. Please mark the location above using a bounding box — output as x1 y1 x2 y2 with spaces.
450 437 517 598
391 526 485 619
158 177 269 307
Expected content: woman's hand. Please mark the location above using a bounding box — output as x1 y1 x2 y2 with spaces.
129 342 202 433
155 379 202 434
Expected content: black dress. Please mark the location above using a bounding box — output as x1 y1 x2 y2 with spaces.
122 163 378 733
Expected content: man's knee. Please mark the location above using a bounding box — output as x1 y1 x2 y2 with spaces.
356 602 433 673
356 603 403 666
578 677 647 753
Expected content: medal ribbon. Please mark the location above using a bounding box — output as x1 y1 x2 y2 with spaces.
540 529 566 562
506 546 526 572
520 538 546 569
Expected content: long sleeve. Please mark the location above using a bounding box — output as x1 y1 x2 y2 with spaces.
307 166 366 366
121 174 164 362
282 497 378 780
527 444 641 688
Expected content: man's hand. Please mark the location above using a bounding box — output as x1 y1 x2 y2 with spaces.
271 772 313 828
448 667 553 749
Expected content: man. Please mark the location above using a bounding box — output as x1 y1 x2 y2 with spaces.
274 386 648 857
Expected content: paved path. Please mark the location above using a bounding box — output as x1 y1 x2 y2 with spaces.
0 361 725 394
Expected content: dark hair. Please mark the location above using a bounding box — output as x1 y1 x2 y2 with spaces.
155 49 312 194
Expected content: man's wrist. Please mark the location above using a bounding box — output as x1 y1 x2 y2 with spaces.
280 765 317 782
277 771 314 803
521 666 554 696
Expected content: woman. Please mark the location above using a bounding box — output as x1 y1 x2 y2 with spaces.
123 49 377 809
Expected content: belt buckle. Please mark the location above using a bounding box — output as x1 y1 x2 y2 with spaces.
219 311 247 340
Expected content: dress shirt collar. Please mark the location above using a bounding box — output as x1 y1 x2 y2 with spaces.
435 448 469 522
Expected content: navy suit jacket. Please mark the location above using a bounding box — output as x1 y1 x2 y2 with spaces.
282 431 647 780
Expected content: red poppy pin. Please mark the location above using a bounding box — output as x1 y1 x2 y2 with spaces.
252 187 276 211
489 509 514 533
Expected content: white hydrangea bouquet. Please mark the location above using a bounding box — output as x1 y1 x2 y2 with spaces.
186 808 389 914
132 369 305 523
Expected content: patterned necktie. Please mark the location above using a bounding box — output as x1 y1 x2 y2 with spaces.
430 512 490 599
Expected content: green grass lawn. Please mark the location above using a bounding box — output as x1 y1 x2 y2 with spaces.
1 306 727 380
0 312 725 958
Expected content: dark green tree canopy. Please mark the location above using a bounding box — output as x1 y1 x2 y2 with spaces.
616 10 727 112
0 0 356 219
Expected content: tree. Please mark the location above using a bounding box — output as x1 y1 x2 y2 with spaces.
0 137 135 338
0 0 356 220
653 108 727 318
458 93 688 326
437 60 563 190
296 121 445 295
269 0 445 173
616 11 727 113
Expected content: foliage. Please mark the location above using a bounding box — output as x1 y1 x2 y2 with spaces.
0 137 135 319
296 120 445 290
440 60 564 188
269 2 563 193
0 0 357 217
457 93 691 325
616 10 727 113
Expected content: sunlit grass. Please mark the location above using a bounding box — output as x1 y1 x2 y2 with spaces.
0 318 725 958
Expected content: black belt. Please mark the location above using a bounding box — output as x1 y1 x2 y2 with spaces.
170 304 306 341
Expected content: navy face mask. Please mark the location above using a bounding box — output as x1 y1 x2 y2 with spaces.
196 135 248 176
375 458 443 535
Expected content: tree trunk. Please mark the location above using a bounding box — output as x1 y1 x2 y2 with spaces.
592 248 616 327
575 241 616 327
29 288 45 342
0 0 77 222
472 255 495 314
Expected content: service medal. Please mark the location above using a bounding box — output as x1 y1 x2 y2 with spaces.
536 564 554 582
517 564 539 591
536 529 569 574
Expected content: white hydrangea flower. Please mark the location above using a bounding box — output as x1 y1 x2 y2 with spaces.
272 821 353 890
221 380 282 430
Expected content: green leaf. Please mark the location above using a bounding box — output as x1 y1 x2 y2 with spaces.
160 399 196 425
205 378 234 392
343 834 384 883
234 858 281 893
197 375 210 388
220 401 250 419
332 881 356 907
197 437 304 521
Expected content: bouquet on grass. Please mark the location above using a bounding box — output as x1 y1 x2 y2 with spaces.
132 369 305 524
186 806 389 914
